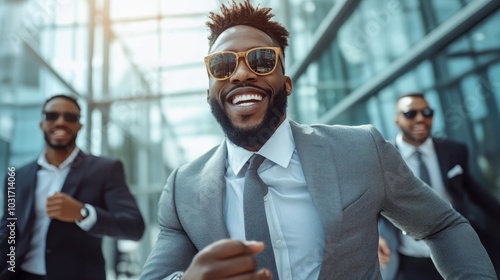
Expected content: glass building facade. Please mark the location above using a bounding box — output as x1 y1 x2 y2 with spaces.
1 0 499 278
287 0 500 196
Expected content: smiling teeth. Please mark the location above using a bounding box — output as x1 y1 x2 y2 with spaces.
413 124 426 130
53 130 69 136
232 94 262 105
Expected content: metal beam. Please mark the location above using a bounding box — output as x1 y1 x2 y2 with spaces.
109 12 209 24
86 0 96 151
288 0 361 81
89 89 206 106
22 41 82 98
318 0 500 124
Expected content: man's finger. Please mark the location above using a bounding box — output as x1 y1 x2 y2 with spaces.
46 196 62 203
244 241 266 254
203 239 260 259
47 209 60 217
203 253 259 278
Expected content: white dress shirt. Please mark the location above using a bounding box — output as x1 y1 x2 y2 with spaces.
224 118 324 279
21 147 96 275
395 134 450 258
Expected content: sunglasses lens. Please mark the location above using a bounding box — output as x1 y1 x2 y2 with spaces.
64 113 80 122
44 112 79 122
44 112 60 121
422 108 434 118
208 53 237 79
403 111 417 119
207 48 280 79
247 48 277 74
402 109 434 119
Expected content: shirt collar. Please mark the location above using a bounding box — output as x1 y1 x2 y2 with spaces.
226 117 295 175
37 147 81 170
396 133 434 159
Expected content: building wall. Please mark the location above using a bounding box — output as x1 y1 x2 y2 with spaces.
289 0 500 199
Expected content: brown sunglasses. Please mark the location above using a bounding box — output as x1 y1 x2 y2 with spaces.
204 47 284 80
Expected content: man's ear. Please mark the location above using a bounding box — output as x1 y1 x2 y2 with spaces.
285 76 292 96
394 103 400 125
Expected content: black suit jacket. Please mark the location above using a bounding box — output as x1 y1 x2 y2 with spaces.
380 137 500 279
432 138 500 221
0 151 145 280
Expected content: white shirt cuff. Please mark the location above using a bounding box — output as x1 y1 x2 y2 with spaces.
75 203 97 231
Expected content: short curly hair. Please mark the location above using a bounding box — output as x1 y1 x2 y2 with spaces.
206 0 289 53
42 94 81 113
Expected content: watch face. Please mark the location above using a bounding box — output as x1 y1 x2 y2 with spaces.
80 206 88 218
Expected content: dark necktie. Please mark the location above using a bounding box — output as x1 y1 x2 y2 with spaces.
244 154 279 279
415 150 431 186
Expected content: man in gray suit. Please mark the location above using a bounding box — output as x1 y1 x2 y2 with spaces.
141 1 497 279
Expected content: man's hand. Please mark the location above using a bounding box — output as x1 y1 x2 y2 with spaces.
46 192 84 222
182 239 272 279
378 236 391 268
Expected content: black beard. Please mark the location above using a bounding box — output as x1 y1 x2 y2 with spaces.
44 132 77 151
401 127 428 145
209 85 288 149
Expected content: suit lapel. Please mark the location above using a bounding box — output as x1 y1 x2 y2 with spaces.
433 139 450 187
197 143 230 245
290 122 342 252
60 151 87 197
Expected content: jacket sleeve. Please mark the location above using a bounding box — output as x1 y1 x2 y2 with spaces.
140 168 197 280
86 160 145 241
458 143 500 221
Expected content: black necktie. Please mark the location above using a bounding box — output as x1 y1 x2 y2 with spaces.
244 154 279 279
415 150 431 186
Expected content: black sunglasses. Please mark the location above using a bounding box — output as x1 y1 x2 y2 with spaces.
204 47 284 80
401 108 434 119
43 111 80 123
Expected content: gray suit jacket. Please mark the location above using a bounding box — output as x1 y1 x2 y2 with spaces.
141 121 496 279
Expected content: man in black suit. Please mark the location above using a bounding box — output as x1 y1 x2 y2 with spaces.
379 93 500 279
0 95 145 280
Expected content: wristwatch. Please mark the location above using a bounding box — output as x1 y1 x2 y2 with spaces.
80 205 89 220
171 272 184 280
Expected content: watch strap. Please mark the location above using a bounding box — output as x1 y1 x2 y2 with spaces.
171 272 184 280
